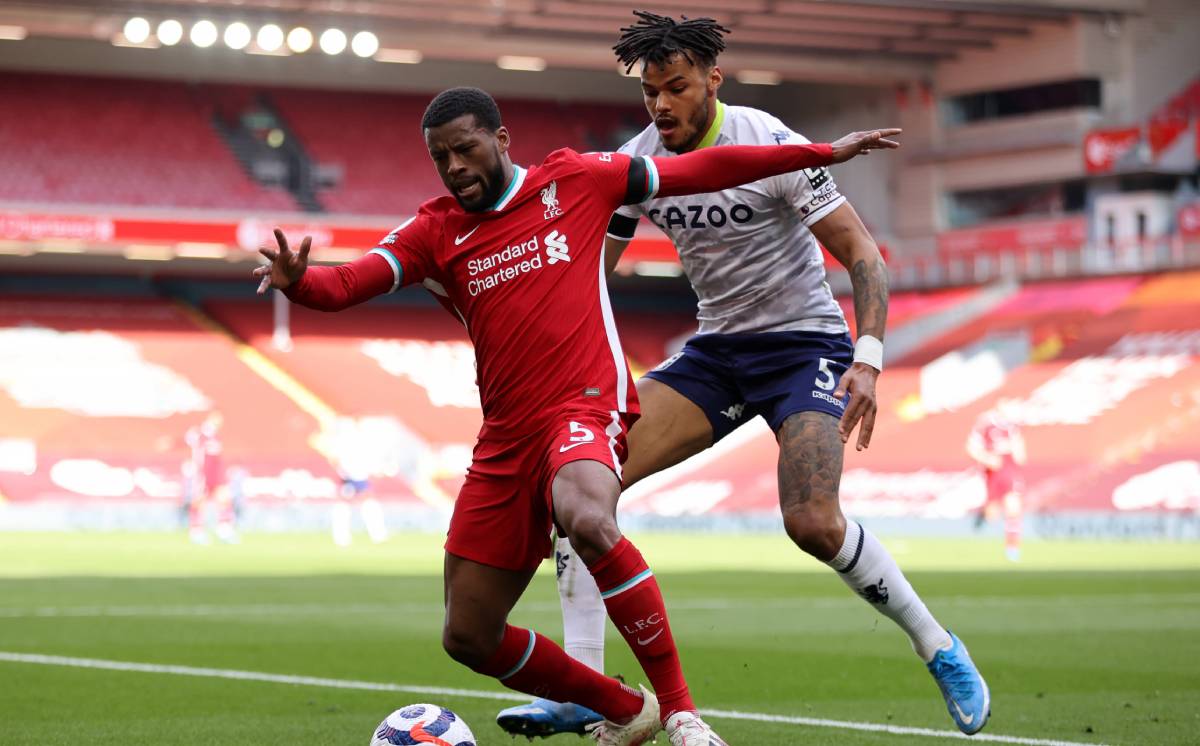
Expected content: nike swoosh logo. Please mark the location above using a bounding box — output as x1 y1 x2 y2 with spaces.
454 226 479 245
950 698 974 725
559 442 589 453
636 629 664 646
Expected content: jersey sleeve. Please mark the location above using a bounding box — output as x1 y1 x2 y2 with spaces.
576 150 659 209
768 128 846 226
606 136 650 240
369 210 440 291
283 210 439 312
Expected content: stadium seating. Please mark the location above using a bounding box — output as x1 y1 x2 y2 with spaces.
269 89 641 215
0 294 347 504
203 298 482 446
0 73 297 212
202 297 695 443
0 72 641 216
623 276 1200 519
4 276 1197 522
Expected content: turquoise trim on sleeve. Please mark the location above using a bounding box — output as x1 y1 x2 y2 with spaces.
367 248 403 293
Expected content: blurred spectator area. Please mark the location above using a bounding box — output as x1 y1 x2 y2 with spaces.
0 73 297 212
2 274 1197 518
268 88 642 215
0 71 644 217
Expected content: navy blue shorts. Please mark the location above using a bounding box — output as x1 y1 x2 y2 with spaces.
643 330 853 443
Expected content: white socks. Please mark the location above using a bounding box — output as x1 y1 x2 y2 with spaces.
361 498 389 544
828 521 952 662
331 500 389 546
331 502 353 547
555 536 607 674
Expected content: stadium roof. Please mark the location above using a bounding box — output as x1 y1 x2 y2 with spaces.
0 0 1142 86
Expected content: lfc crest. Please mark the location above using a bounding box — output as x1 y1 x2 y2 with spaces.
541 180 563 220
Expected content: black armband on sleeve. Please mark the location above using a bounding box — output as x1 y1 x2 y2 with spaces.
623 155 652 206
606 212 639 240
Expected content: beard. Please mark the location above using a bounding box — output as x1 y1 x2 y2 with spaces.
456 153 508 212
663 97 712 154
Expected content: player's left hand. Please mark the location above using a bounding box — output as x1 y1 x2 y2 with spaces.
833 362 879 451
830 129 902 163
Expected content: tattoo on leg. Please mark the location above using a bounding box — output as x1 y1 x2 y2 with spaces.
777 411 844 511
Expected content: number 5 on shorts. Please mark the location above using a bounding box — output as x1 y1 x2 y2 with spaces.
815 357 837 391
559 421 595 453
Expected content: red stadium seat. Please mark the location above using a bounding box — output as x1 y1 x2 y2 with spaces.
0 73 297 212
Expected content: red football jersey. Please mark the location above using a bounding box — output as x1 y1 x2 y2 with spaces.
185 424 225 489
371 149 641 440
970 413 1021 478
283 140 836 439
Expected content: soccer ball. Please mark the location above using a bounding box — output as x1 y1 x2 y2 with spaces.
369 704 476 746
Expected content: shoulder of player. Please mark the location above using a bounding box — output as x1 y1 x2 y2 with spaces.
539 147 582 167
414 197 459 239
533 148 600 180
416 195 458 218
378 197 454 247
723 105 809 146
535 147 639 185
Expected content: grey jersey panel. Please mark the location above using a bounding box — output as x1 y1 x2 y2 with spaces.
617 105 848 336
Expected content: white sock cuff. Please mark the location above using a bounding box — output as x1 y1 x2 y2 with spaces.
829 520 865 573
565 644 605 674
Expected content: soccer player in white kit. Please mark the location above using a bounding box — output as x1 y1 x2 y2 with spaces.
497 12 990 740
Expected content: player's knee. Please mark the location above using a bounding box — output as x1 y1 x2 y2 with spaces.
441 622 496 669
559 506 621 565
783 511 846 562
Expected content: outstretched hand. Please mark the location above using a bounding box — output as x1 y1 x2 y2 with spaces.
830 128 902 163
833 362 880 451
253 228 311 294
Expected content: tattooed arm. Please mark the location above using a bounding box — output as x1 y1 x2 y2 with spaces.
810 202 890 451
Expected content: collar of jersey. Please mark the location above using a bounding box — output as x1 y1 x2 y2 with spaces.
694 100 726 150
486 165 526 212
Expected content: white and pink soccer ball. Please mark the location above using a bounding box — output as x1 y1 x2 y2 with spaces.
369 704 476 746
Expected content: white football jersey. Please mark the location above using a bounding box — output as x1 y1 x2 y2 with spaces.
611 103 848 336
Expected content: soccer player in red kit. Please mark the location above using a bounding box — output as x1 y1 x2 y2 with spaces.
254 87 897 746
184 411 236 544
967 402 1026 562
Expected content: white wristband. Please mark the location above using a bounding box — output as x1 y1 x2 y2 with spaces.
853 334 884 371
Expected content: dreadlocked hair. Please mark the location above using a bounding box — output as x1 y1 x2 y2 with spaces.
613 10 729 74
421 86 502 132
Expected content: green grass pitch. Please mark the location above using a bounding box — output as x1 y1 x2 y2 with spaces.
1 531 1198 745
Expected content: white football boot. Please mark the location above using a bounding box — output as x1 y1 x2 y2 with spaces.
585 685 662 746
664 711 729 746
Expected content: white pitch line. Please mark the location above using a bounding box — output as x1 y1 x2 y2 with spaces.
0 652 1109 746
0 651 526 703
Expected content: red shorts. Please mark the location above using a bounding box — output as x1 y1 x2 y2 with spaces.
985 468 1021 503
446 409 632 572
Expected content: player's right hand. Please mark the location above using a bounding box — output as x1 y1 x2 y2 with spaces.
253 228 311 294
830 128 902 163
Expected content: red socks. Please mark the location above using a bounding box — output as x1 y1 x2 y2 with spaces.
473 537 695 725
476 625 643 723
587 536 695 719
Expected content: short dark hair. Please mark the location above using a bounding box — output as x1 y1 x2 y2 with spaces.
421 87 503 132
613 10 730 74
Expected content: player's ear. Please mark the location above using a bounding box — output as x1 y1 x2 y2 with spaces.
708 65 723 98
494 126 510 154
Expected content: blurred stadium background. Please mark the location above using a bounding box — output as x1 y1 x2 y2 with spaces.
1 1 1199 744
